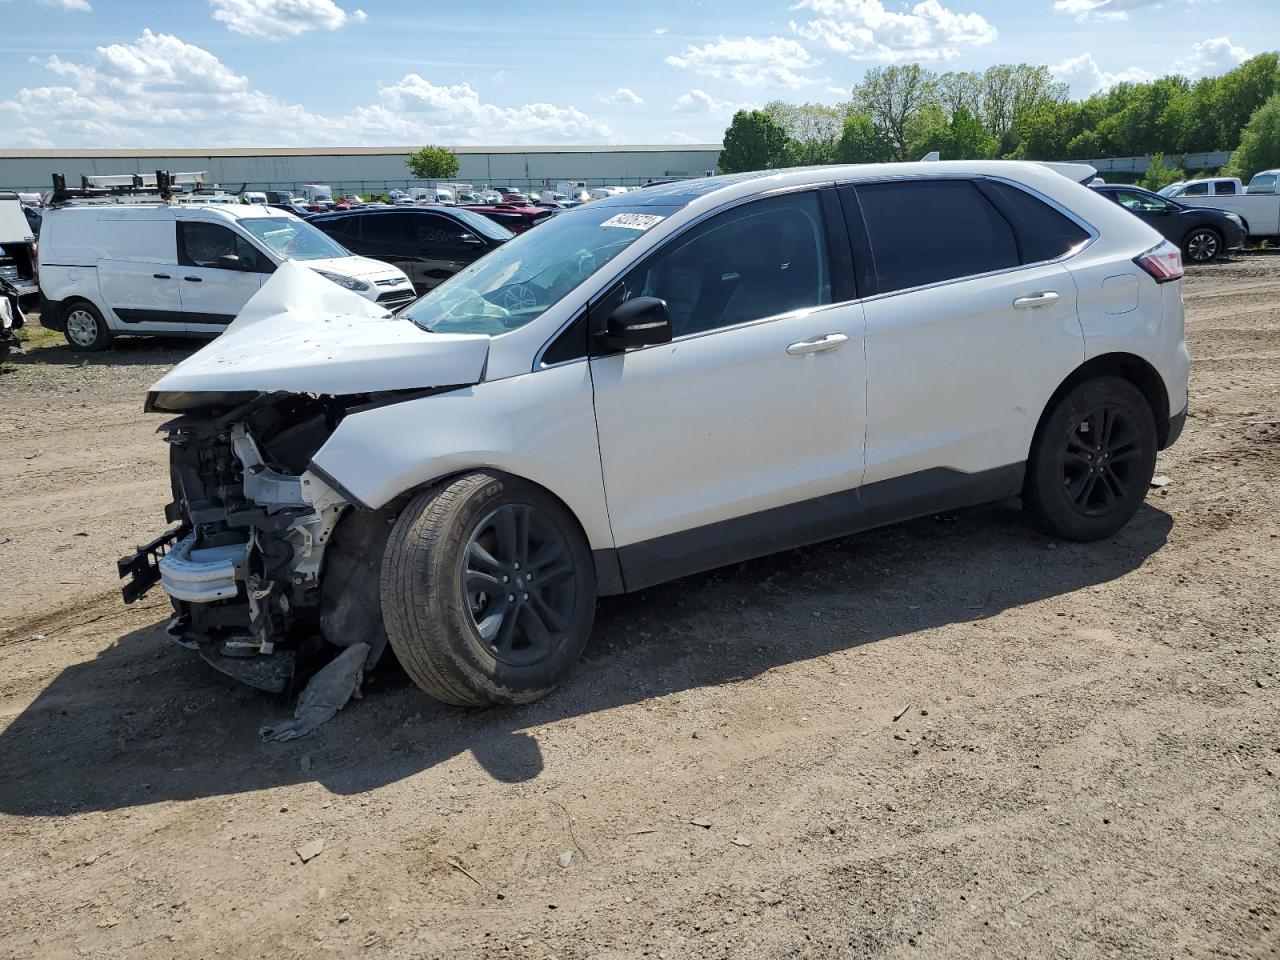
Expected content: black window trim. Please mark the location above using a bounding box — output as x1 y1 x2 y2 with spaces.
834 173 1098 304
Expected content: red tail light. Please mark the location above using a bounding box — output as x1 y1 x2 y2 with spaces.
1133 240 1183 283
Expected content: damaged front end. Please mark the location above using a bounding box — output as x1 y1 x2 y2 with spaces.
119 391 400 693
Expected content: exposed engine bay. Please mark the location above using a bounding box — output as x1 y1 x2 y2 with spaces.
118 390 425 692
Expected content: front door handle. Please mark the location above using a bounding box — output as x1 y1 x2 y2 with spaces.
153 273 172 280
1013 291 1060 309
786 332 848 356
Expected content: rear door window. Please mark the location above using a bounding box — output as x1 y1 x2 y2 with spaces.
851 180 1018 295
1213 181 1237 195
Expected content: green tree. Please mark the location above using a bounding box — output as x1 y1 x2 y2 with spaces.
764 100 847 165
835 112 890 163
1139 152 1186 191
719 110 790 173
406 145 460 180
1221 92 1280 181
853 64 937 160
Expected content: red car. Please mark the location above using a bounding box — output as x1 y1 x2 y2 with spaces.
455 204 554 234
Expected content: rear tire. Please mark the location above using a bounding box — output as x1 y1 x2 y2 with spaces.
1023 376 1158 542
63 301 112 352
1183 227 1222 263
381 472 596 706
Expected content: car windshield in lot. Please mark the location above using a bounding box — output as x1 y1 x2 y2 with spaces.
402 204 677 335
239 217 350 261
449 207 515 242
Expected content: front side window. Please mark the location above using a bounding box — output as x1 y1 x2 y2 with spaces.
178 222 265 271
855 180 1018 295
605 190 831 338
402 203 677 335
1182 182 1209 196
238 216 349 261
1111 190 1171 214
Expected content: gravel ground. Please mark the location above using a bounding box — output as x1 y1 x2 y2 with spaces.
0 256 1277 960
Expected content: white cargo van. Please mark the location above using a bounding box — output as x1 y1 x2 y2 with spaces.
408 187 454 204
38 204 414 350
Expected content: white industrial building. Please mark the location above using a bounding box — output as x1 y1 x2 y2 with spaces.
0 144 723 195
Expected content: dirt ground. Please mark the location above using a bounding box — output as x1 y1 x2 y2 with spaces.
0 256 1277 960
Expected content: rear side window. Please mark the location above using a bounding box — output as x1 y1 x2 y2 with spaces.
1213 181 1237 195
979 181 1090 264
854 180 1018 295
364 212 413 243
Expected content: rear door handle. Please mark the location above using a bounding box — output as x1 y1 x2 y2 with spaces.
153 273 171 280
183 276 203 282
786 332 848 356
1013 291 1060 309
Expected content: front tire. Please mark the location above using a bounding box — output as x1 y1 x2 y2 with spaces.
1183 227 1222 263
62 301 112 352
381 472 596 706
1024 377 1158 542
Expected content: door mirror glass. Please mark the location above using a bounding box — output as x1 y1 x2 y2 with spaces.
596 297 672 351
218 254 245 270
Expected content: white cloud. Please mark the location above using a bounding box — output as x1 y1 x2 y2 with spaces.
653 26 668 35
39 0 92 11
1052 37 1251 96
1052 0 1208 22
665 35 822 89
0 30 612 148
599 87 644 104
1176 37 1251 78
209 0 366 39
789 0 996 63
672 88 755 116
662 131 701 143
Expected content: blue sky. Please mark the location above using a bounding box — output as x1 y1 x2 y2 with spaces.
0 0 1276 147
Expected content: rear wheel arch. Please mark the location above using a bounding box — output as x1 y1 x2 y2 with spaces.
1034 353 1172 451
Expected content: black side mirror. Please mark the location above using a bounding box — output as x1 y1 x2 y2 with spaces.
595 296 673 351
459 233 484 246
218 254 246 270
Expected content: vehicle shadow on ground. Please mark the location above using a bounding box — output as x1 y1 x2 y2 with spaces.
8 334 200 368
0 501 1173 816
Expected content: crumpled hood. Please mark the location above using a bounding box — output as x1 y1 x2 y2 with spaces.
149 260 489 396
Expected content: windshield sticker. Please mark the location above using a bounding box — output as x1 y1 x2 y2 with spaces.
600 213 666 231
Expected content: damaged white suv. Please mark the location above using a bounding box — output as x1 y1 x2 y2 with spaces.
120 162 1190 704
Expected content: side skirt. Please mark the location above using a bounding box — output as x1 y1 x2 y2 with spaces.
601 463 1026 595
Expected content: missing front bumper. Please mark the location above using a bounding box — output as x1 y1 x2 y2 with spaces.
117 526 188 604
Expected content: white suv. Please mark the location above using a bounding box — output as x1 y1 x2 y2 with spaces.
119 161 1190 703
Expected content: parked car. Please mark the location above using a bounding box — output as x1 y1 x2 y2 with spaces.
1092 183 1246 262
240 191 268 205
309 206 513 295
38 203 414 350
1157 177 1243 199
264 191 297 205
455 203 554 234
120 160 1188 704
493 187 529 204
268 201 313 218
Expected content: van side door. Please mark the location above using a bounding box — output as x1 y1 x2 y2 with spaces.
95 214 186 333
175 220 270 331
845 177 1087 491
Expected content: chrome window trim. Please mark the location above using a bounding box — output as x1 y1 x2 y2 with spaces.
533 184 834 370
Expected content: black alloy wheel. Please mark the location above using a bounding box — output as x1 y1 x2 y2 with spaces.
1060 405 1143 517
462 504 578 666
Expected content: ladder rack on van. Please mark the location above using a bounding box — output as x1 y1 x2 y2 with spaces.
48 170 211 207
